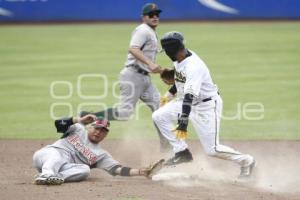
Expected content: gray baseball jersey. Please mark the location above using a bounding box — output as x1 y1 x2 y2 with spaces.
49 123 119 171
125 23 159 72
116 22 161 120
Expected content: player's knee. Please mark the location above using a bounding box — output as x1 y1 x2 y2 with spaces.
32 149 43 169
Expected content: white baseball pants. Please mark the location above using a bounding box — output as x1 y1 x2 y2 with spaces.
152 95 253 167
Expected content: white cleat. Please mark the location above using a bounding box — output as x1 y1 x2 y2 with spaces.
34 174 64 185
239 159 256 178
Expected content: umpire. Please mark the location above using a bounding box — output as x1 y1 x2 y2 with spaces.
81 3 170 151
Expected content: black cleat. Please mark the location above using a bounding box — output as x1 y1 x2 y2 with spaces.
165 148 193 166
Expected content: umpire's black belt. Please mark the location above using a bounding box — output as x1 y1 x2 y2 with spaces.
126 64 149 75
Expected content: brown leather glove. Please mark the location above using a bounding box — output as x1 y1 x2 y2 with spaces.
160 68 175 85
140 159 165 178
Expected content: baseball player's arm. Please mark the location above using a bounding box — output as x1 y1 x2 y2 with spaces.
129 27 162 73
108 162 164 178
55 114 97 133
160 84 177 107
129 48 162 73
175 65 203 138
174 93 194 139
99 158 147 177
98 153 163 178
184 64 203 97
109 165 147 176
181 93 193 118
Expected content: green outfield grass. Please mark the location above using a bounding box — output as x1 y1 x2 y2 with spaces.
0 22 299 140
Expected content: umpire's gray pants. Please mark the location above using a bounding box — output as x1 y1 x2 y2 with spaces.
116 67 160 120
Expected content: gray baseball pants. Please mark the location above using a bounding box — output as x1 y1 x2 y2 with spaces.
33 146 90 182
117 67 160 119
94 67 170 150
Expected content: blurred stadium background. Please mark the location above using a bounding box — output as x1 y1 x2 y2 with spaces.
0 0 299 140
1 0 300 21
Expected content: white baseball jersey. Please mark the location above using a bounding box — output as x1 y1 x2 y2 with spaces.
49 123 119 171
174 50 218 102
125 23 159 72
152 50 254 168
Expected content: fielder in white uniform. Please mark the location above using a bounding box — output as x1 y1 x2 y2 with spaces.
152 31 256 177
33 114 151 185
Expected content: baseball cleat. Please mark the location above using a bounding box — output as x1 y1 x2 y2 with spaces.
34 175 64 185
164 148 193 166
239 159 256 178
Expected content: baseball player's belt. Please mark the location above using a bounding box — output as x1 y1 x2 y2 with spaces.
126 64 149 75
201 91 220 102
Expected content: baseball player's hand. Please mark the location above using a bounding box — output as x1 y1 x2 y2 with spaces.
160 95 169 107
79 114 97 125
139 159 165 178
148 63 162 73
175 130 188 140
160 92 175 107
173 114 189 139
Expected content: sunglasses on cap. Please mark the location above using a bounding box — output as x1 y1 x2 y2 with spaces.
146 12 160 18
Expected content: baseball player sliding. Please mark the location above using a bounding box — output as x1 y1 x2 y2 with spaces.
153 31 256 177
32 114 164 185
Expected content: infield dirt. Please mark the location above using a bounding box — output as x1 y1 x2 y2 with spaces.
0 139 299 200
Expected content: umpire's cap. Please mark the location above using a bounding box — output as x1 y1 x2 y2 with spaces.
142 3 162 15
91 119 110 132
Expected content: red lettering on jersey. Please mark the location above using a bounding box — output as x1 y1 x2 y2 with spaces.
67 135 98 165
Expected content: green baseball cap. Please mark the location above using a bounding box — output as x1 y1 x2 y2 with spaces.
142 3 162 15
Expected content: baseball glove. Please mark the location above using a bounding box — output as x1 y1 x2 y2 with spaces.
143 159 165 178
160 68 175 85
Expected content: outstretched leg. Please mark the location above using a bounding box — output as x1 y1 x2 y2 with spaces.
191 97 255 177
83 68 144 120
